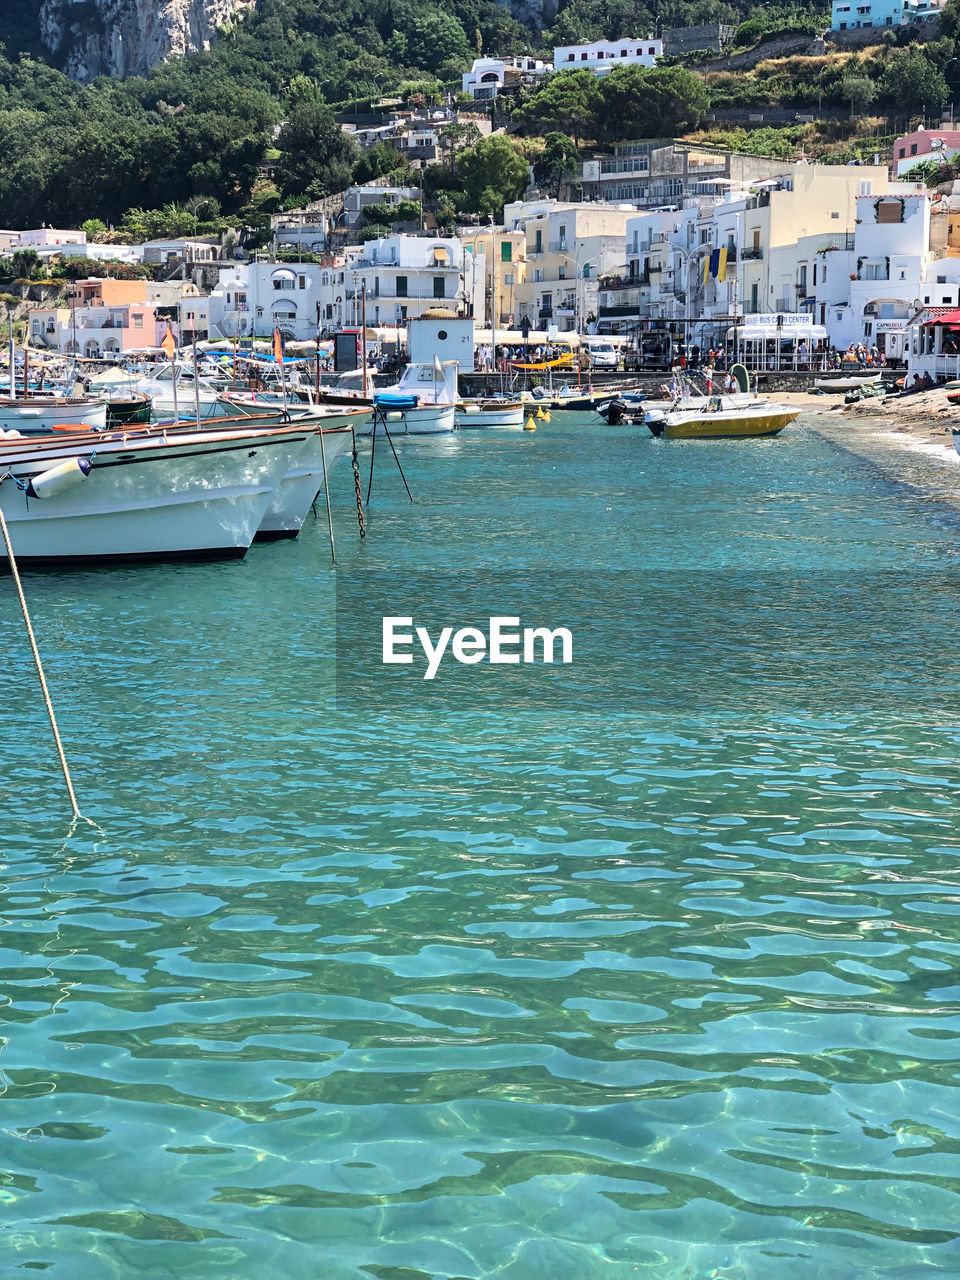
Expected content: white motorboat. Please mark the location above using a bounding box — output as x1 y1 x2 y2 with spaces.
0 425 306 563
124 362 225 418
0 396 107 433
363 360 457 435
257 426 353 539
254 406 369 539
455 398 525 429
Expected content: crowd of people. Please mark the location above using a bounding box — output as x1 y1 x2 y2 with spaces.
474 343 575 371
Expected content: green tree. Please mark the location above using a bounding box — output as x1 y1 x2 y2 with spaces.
515 71 603 145
81 219 109 241
533 132 579 197
456 135 529 217
353 141 407 184
842 73 877 118
598 65 708 141
386 11 471 76
274 94 359 202
880 49 948 113
11 249 41 280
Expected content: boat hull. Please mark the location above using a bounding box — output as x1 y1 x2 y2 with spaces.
355 404 455 435
0 398 108 433
455 401 525 428
0 430 303 563
256 427 353 539
649 409 799 439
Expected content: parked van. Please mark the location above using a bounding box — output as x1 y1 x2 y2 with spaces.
582 339 619 370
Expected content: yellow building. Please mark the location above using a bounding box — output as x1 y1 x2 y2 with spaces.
461 228 527 329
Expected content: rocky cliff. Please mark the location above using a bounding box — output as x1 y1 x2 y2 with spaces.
39 0 255 81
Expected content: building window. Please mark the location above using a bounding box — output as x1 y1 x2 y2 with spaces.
433 276 444 298
535 229 543 253
396 275 408 297
132 314 143 328
504 273 514 285
899 148 906 158
298 275 306 289
501 241 512 262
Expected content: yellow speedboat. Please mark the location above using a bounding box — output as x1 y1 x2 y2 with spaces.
646 394 799 439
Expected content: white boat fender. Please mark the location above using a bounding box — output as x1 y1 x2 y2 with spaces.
462 404 481 415
26 457 92 500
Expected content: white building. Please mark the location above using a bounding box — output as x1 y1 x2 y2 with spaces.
552 39 662 75
332 236 468 329
208 237 471 340
209 262 325 342
461 56 551 99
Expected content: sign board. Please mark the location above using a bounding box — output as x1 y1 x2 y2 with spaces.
334 332 360 371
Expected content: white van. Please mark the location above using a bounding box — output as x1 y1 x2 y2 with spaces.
582 339 619 370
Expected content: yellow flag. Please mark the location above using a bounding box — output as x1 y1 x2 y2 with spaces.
161 325 176 360
703 253 710 286
717 246 728 284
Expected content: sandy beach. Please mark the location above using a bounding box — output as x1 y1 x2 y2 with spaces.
771 386 960 510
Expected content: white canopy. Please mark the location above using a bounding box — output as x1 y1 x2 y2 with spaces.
729 323 827 342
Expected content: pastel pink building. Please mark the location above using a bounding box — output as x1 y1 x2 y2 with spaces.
17 228 87 248
895 129 960 176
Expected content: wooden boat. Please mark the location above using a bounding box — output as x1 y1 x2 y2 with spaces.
455 398 525 428
647 395 799 439
0 395 107 433
105 392 152 426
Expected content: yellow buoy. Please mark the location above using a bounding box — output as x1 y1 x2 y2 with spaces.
524 415 537 431
536 406 546 420
542 408 551 423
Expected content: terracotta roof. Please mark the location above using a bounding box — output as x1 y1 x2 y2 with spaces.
921 306 960 325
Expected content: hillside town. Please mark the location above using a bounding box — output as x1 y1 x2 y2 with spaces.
9 115 960 385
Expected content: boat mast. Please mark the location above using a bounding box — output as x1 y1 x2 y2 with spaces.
361 280 368 400
8 308 15 402
489 217 497 390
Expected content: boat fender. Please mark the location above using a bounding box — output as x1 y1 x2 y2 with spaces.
26 457 92 500
463 405 480 415
385 411 403 422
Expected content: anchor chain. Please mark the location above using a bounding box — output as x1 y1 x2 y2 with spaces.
350 429 365 539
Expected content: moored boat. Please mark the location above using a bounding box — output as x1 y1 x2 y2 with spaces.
0 425 306 563
0 395 107 433
647 394 800 439
455 398 525 428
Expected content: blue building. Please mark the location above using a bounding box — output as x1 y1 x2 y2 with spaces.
831 0 944 30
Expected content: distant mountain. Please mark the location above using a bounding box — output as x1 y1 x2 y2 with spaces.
35 0 254 81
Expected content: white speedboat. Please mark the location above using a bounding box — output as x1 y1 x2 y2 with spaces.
0 425 306 563
455 398 525 428
126 362 225 418
362 360 458 435
255 407 369 539
0 396 107 433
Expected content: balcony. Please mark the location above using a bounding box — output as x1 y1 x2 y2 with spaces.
598 304 640 318
538 308 553 319
741 246 764 261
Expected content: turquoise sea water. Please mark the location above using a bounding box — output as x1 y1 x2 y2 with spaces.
3 416 960 1279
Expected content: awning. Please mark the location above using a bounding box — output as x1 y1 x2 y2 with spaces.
728 324 827 341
